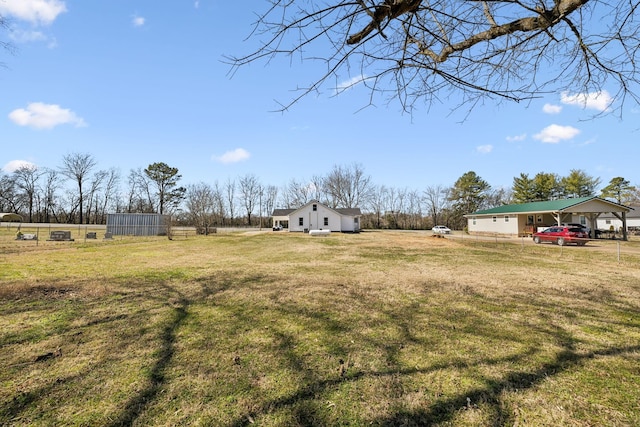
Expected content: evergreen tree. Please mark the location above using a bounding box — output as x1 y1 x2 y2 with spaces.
560 169 600 198
144 162 187 215
512 173 536 203
533 172 562 201
448 171 490 228
600 177 635 204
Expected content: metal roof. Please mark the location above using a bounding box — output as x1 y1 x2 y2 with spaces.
0 213 23 222
469 196 631 216
271 201 361 217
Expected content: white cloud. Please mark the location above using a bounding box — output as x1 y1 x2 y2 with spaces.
9 102 87 129
336 75 367 92
506 134 526 142
9 29 46 43
132 15 146 27
0 0 67 25
560 90 613 112
543 103 562 114
212 148 251 164
9 28 58 48
476 145 493 154
533 124 580 144
2 160 37 173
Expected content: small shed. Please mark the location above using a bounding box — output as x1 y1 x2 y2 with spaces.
466 197 633 240
0 213 23 223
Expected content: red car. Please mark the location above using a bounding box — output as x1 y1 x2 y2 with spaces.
533 226 589 246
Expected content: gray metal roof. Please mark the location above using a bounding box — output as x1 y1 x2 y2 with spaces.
272 201 361 217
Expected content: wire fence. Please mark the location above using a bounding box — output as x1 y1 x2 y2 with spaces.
1 223 269 246
3 223 639 263
442 231 640 263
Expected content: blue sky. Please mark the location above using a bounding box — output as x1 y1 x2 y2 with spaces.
1 0 639 195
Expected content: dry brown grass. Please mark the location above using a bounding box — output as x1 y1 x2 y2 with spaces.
1 229 639 426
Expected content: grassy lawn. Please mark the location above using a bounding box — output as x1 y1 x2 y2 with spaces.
1 230 639 426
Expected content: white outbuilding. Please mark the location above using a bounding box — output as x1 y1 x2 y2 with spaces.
596 204 640 234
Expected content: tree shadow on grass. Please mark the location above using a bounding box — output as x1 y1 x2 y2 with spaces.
226 342 640 427
222 289 640 427
374 344 640 426
1 276 234 426
106 291 188 427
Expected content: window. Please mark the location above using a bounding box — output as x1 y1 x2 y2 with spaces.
580 216 586 225
504 216 509 222
312 204 317 211
299 217 304 226
354 218 359 225
472 217 476 225
324 217 329 226
606 219 611 224
527 215 534 225
537 215 543 223
492 216 497 222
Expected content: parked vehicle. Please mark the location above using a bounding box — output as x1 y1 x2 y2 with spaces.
533 226 588 246
432 225 451 234
272 225 283 231
562 223 591 237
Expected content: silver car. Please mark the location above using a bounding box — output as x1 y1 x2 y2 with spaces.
432 225 451 234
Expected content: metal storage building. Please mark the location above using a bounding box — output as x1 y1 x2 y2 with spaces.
106 213 171 236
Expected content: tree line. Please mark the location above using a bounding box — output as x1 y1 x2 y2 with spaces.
1 153 638 230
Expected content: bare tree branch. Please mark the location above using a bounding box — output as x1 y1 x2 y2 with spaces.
228 0 640 114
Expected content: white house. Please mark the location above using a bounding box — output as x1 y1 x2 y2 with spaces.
596 204 640 232
466 197 633 240
272 200 362 233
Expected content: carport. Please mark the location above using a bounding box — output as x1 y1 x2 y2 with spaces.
467 197 633 241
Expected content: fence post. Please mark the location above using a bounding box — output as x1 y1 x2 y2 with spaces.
618 241 621 262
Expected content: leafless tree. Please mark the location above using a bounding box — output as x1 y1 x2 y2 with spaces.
367 184 389 228
225 178 237 225
230 1 640 114
185 182 216 232
263 184 279 224
323 163 372 208
212 181 227 225
484 187 513 210
423 184 448 227
126 168 155 213
98 168 121 223
84 170 107 224
283 178 315 208
1 14 15 68
59 153 97 224
0 172 20 213
629 184 640 205
384 186 406 228
238 174 262 225
12 164 44 222
310 174 326 202
405 189 424 229
40 169 61 223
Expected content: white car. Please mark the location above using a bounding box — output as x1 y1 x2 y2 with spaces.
432 225 451 234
